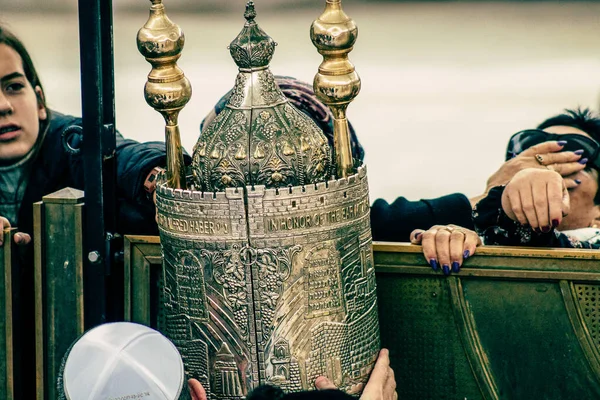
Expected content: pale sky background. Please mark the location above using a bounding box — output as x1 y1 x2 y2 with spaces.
3 2 600 203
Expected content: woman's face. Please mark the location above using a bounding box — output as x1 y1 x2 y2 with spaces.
543 125 600 230
0 43 46 163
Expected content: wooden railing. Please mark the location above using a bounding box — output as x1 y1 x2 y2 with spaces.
0 229 15 400
3 202 600 399
33 188 85 400
123 239 600 400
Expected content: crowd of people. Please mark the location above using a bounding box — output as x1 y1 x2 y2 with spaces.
2 18 600 399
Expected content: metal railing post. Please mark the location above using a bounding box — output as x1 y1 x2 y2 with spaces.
77 0 118 329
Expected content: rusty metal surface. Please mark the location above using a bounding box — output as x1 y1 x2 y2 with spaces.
374 242 600 400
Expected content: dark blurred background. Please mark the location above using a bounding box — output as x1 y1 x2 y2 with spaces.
2 0 600 201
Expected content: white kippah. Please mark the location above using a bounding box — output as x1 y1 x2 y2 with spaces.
62 322 184 400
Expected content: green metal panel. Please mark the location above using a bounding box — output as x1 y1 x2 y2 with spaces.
376 274 484 400
374 243 600 400
464 280 600 399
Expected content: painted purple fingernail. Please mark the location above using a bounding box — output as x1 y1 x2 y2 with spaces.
579 158 589 164
557 140 567 146
463 250 470 259
442 265 450 276
575 179 582 184
541 226 551 233
452 262 460 273
574 149 584 155
430 259 439 271
552 219 559 227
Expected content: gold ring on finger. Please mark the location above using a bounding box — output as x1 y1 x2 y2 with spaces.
535 154 545 165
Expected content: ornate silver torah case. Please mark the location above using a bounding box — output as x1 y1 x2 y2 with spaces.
140 1 380 397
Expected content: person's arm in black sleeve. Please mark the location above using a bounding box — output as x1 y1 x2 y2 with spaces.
370 193 474 242
114 132 167 204
474 186 600 249
112 132 191 235
64 128 169 204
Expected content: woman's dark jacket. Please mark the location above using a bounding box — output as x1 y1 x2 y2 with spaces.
17 111 167 236
370 193 475 242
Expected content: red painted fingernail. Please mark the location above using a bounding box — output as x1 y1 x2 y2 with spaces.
552 219 559 227
541 226 551 233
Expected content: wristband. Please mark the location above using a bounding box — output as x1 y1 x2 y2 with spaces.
144 166 164 194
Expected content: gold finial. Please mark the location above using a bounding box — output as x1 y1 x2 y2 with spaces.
310 0 360 178
137 0 190 189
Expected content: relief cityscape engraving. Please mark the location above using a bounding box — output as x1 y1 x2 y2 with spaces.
145 1 381 398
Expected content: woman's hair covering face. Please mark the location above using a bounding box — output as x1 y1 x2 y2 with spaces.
0 24 51 148
199 76 365 164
